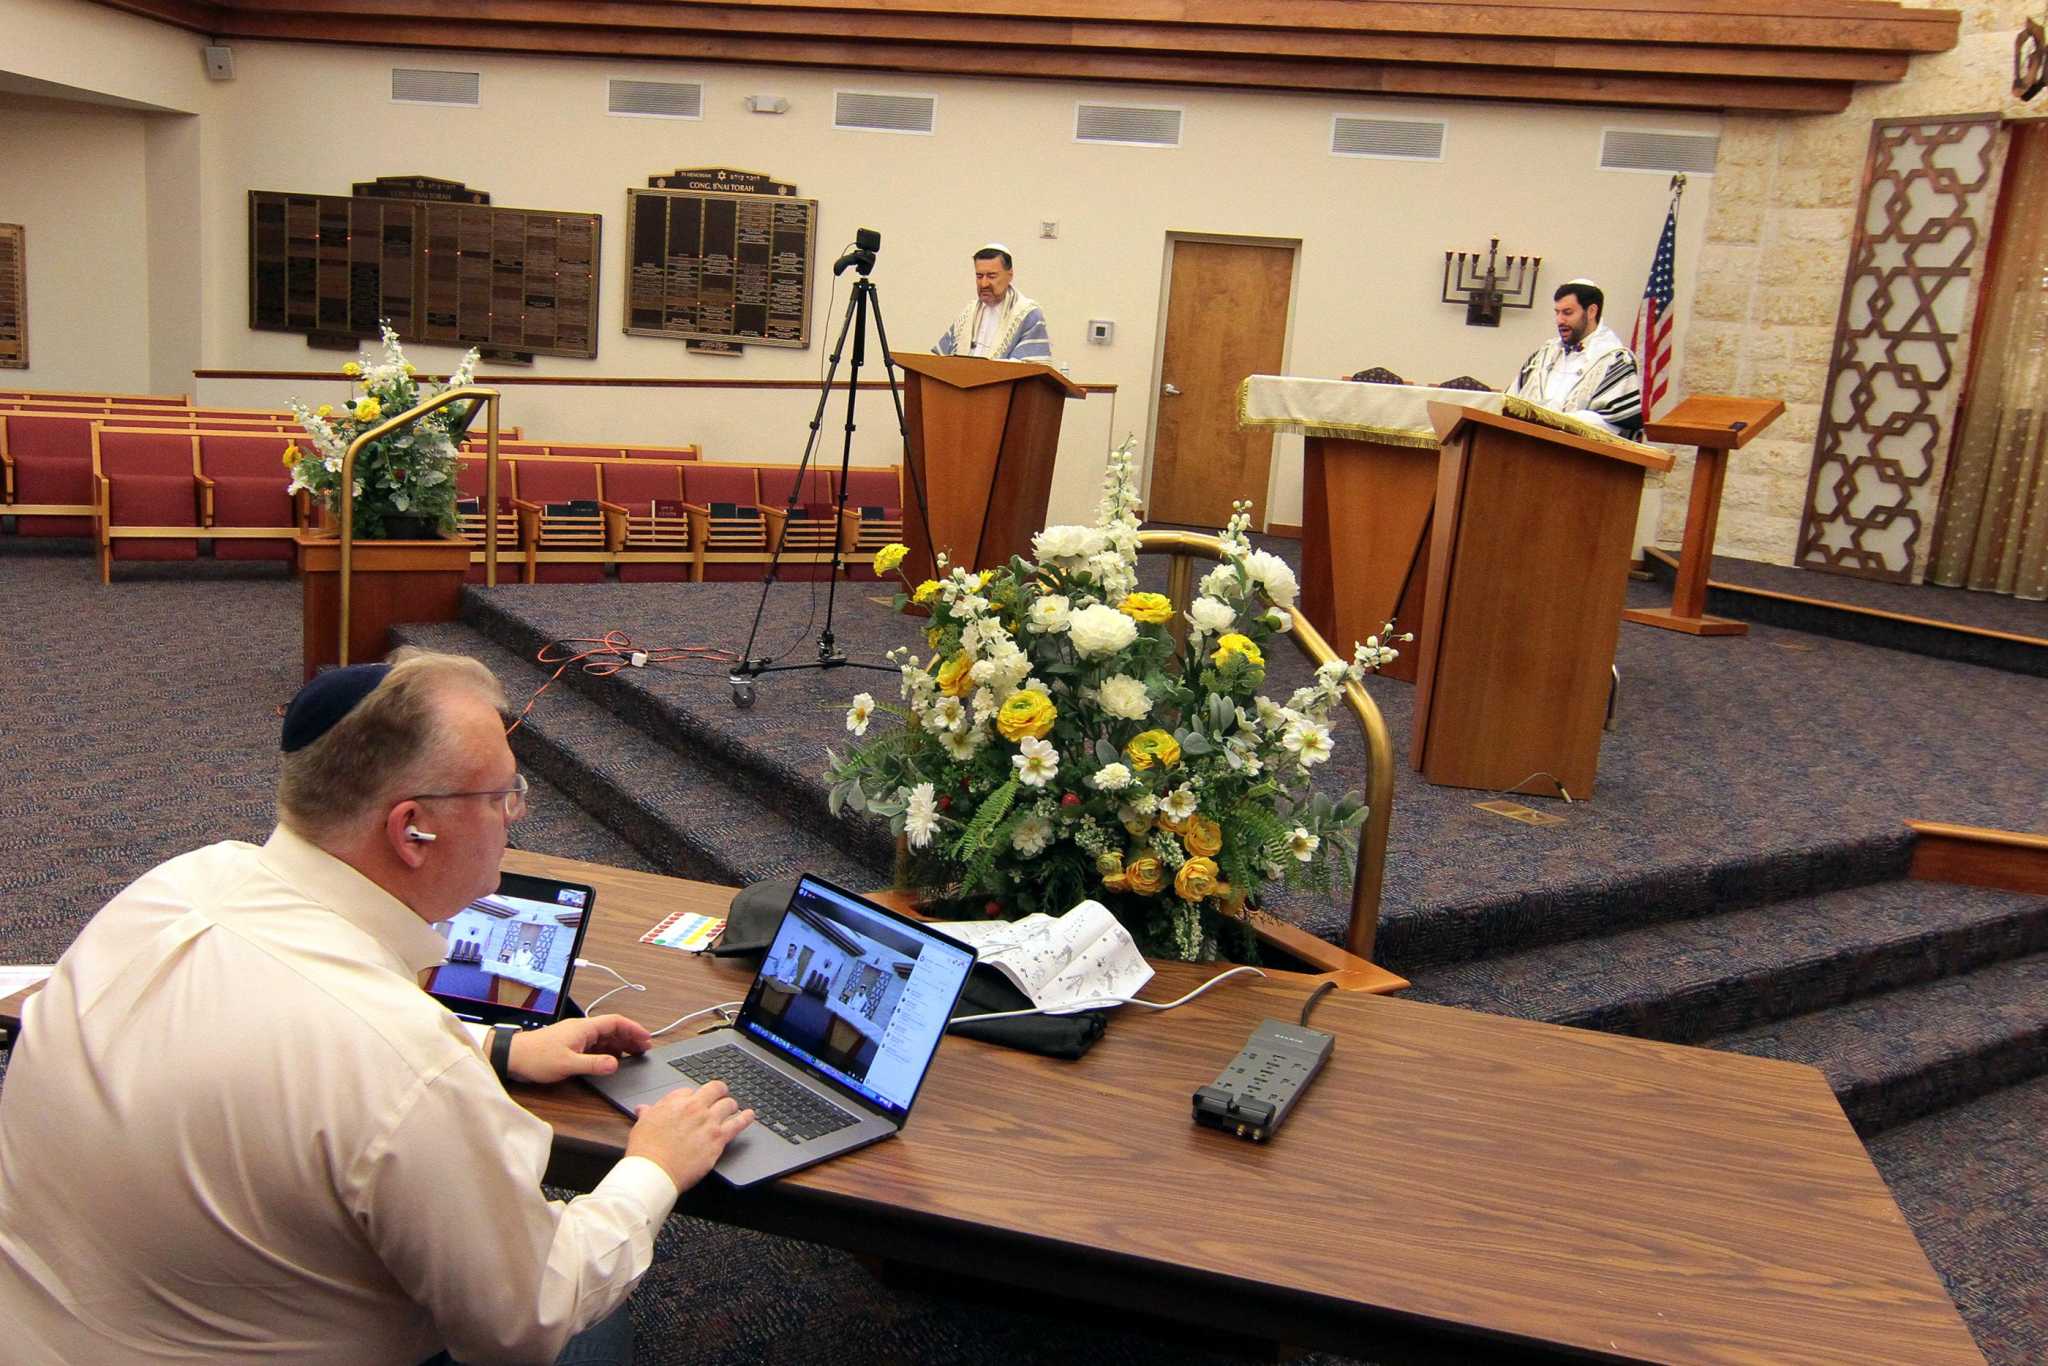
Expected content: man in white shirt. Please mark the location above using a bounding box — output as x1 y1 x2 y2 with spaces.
933 244 1053 362
0 651 752 1364
1508 279 1644 439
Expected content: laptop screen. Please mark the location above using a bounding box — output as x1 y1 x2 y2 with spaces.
738 877 975 1124
426 871 593 1027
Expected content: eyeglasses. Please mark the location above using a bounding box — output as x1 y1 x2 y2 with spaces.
408 771 529 822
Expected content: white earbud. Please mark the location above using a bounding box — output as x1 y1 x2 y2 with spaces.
405 826 438 843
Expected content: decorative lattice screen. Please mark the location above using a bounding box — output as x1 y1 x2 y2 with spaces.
1795 115 2002 581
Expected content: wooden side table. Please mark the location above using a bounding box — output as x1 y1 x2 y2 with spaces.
1624 394 1785 636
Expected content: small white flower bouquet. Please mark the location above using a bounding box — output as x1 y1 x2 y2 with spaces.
824 438 1399 962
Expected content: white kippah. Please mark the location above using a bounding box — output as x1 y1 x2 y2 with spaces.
1565 277 1600 288
978 242 1011 255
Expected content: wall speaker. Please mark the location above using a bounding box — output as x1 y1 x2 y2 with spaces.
202 44 235 81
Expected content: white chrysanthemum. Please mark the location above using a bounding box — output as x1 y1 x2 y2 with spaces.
1027 594 1072 634
904 783 939 850
1089 762 1133 792
1187 596 1235 637
1199 563 1239 600
1012 735 1060 787
940 728 983 761
1067 603 1138 658
1097 673 1151 721
1011 813 1054 858
1130 791 1159 816
1033 524 1104 562
925 696 967 733
845 692 875 736
971 687 998 725
1244 549 1299 608
1288 827 1319 861
1162 785 1199 822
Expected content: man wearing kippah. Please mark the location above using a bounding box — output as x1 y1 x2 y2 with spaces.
0 650 753 1364
933 243 1053 362
1508 279 1644 440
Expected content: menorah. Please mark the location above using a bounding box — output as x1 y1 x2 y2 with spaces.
1441 237 1541 327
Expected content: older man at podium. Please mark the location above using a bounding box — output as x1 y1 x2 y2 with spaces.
1509 279 1642 439
934 243 1052 361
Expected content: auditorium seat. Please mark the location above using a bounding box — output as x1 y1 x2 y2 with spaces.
509 457 607 583
196 431 301 561
602 461 692 583
756 465 843 579
455 456 520 583
618 442 701 462
681 464 768 582
0 388 189 406
840 466 905 578
1 413 99 537
93 428 202 581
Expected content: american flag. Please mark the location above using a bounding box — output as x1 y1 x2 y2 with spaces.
1630 187 1681 421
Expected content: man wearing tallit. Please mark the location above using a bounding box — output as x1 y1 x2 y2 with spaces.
1509 280 1643 439
933 244 1053 362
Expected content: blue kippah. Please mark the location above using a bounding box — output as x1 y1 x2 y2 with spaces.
282 663 392 753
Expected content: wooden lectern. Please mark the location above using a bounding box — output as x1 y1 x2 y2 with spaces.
1412 403 1673 799
891 353 1085 580
1623 394 1785 636
1301 434 1437 684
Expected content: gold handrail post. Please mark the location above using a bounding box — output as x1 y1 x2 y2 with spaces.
338 385 500 666
1135 529 1393 960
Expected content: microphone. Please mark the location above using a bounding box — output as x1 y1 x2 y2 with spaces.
405 826 438 843
832 227 882 276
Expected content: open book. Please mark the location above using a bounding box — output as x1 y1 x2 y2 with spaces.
927 901 1152 1011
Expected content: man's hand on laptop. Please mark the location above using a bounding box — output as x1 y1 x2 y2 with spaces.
507 1014 654 1085
627 1082 756 1191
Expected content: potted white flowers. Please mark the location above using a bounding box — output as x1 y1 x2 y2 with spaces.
825 439 1395 962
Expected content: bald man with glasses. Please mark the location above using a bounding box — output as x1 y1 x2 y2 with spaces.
0 649 751 1365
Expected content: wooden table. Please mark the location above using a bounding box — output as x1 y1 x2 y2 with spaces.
500 851 1980 1365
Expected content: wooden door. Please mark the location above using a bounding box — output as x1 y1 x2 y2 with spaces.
1149 238 1294 528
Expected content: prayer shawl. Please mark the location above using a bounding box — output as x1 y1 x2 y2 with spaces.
1510 323 1643 439
935 287 1052 361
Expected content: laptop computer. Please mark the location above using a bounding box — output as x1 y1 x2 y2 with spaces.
426 870 595 1030
584 875 978 1187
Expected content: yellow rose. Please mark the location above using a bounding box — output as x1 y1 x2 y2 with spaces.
342 361 362 378
1096 850 1128 891
1183 815 1223 858
995 690 1056 741
935 651 975 698
1124 729 1182 770
353 397 382 423
280 443 301 469
1211 633 1264 668
912 579 939 604
874 542 909 575
1117 591 1173 625
1124 855 1166 896
1174 856 1223 902
314 404 334 419
1156 812 1188 835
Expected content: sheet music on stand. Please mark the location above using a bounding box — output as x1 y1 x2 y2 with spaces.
929 901 1152 1011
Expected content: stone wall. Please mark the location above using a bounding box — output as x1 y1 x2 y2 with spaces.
1664 0 2038 569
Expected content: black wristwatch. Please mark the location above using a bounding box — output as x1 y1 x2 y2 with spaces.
488 1023 519 1084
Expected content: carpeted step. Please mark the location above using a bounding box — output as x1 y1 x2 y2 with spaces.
391 620 887 893
1403 879 2048 1045
1866 1073 2048 1366
1707 952 2048 1137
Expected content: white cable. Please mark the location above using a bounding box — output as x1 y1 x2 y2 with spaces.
648 1000 745 1038
949 965 1266 1025
573 959 647 1015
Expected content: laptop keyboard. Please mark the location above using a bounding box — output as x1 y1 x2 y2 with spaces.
669 1044 859 1143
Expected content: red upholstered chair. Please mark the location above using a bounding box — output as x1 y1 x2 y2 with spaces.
837 466 905 581
601 461 691 583
455 456 520 582
620 443 701 462
93 428 202 581
460 439 551 457
509 457 607 583
543 442 627 461
756 465 844 580
195 431 300 562
681 464 767 582
1 413 99 537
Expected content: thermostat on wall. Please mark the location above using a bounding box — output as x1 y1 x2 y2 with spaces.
1087 319 1114 345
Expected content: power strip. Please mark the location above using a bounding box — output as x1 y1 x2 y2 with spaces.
1191 1018 1334 1142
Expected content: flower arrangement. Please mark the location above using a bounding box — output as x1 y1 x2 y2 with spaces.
285 323 480 540
825 439 1402 962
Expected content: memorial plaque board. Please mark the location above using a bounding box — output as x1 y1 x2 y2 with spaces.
247 188 599 359
625 188 815 349
0 224 25 369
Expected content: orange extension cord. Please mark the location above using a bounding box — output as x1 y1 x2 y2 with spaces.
505 630 737 736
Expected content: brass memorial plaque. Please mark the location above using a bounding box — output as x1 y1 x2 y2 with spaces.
626 175 816 349
248 183 600 359
0 224 25 370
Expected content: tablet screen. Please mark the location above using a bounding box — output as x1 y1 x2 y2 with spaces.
424 871 595 1028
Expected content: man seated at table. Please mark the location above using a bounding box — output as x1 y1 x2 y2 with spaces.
1508 279 1643 440
0 650 753 1364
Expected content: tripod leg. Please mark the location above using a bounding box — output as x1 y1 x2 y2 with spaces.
863 282 942 581
818 282 870 661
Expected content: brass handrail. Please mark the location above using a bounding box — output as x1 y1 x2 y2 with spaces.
337 385 502 665
1137 529 1392 959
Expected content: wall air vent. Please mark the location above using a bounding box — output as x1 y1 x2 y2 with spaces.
1075 103 1182 148
1331 116 1446 161
834 90 936 134
390 68 481 107
609 79 703 119
1600 129 1719 174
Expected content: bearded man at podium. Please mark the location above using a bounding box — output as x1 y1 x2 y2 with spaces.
1509 279 1642 439
933 243 1053 361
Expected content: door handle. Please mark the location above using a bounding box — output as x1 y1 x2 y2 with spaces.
1161 382 1181 396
